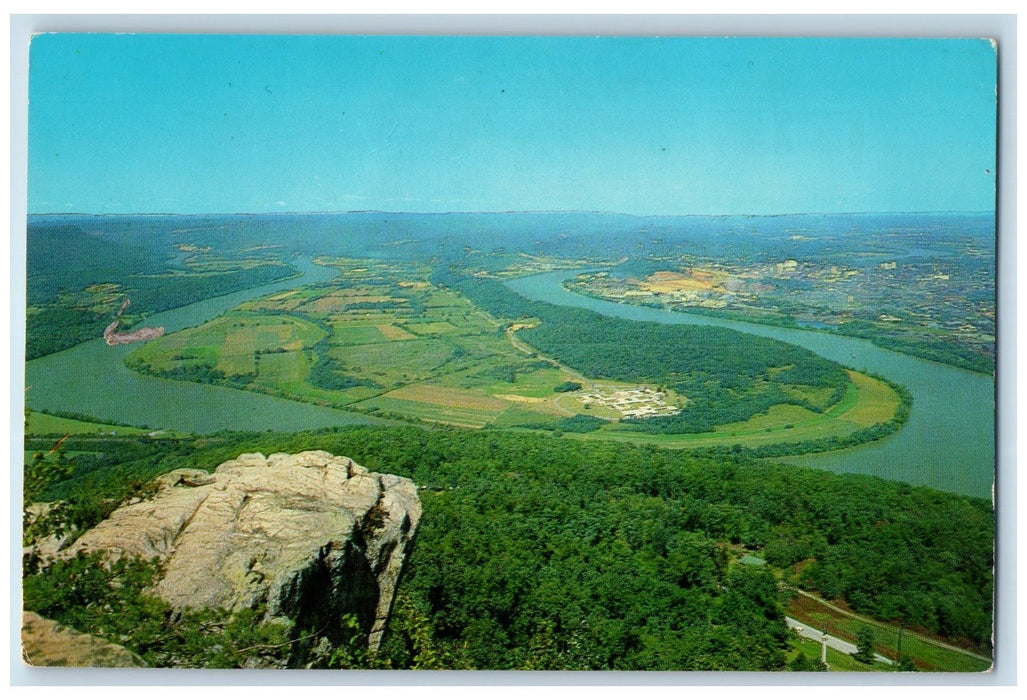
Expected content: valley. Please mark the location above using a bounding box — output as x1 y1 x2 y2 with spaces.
22 211 996 672
119 254 904 453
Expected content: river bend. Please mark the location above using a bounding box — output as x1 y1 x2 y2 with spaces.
25 258 390 434
506 270 995 499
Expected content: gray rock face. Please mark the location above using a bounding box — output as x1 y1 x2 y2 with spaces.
63 451 421 651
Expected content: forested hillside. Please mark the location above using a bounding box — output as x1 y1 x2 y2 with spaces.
26 221 298 359
25 425 993 669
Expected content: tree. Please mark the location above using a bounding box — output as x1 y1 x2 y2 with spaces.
898 654 917 672
789 651 827 672
853 626 876 665
24 448 72 506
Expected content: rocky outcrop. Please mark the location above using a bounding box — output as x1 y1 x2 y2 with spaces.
22 611 143 667
61 451 421 652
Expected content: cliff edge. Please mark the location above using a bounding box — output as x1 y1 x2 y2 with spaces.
54 450 421 655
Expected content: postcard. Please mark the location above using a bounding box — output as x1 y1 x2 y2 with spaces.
19 29 998 676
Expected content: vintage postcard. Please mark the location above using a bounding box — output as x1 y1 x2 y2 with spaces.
19 29 998 675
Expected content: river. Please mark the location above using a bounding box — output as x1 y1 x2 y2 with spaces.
25 259 995 498
25 257 391 434
505 270 995 499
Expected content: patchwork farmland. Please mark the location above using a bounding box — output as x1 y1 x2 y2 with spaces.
124 256 901 444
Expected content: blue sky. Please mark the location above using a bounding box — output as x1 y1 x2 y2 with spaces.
27 35 996 215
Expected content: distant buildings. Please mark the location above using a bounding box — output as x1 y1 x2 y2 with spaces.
579 386 681 419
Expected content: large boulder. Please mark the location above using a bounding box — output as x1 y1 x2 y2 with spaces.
61 451 421 652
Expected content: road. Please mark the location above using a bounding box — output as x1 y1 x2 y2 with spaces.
505 327 593 387
788 586 993 663
786 616 893 666
505 327 603 417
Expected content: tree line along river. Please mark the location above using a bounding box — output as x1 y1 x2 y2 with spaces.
25 259 994 499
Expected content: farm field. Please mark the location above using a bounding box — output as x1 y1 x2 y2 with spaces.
358 395 505 429
124 258 589 427
834 370 901 425
24 410 155 437
127 312 325 377
122 257 904 447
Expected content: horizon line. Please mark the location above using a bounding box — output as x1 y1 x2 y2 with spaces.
26 208 997 218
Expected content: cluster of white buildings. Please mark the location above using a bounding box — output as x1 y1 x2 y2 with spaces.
580 387 682 420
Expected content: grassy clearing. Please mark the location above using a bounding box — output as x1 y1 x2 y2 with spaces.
340 337 456 385
402 321 459 335
358 396 502 428
180 345 219 363
238 289 308 312
825 379 860 417
492 394 568 417
253 350 308 386
786 636 895 672
299 294 409 315
838 370 900 426
384 383 509 412
332 324 390 346
715 403 821 433
422 290 466 307
491 405 564 427
565 396 621 420
481 367 573 398
377 324 417 341
328 312 401 325
24 411 153 436
786 591 991 672
781 383 838 410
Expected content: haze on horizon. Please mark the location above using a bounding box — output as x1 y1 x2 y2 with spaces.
28 35 997 218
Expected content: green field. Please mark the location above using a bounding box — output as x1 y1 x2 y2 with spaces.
359 394 505 428
128 312 325 379
331 324 392 346
24 411 154 437
837 370 901 425
122 258 905 449
491 404 566 428
402 320 460 335
253 350 308 387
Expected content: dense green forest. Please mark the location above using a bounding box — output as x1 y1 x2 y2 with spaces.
27 223 173 305
434 267 850 433
24 425 993 669
25 222 298 359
